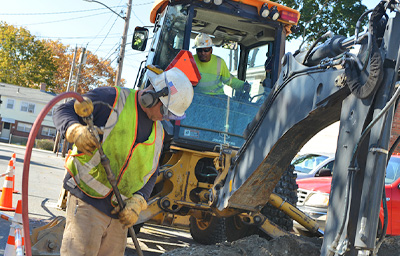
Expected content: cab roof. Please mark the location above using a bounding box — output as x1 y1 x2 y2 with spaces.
150 0 300 27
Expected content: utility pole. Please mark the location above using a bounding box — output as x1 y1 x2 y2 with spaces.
53 46 78 154
67 46 79 93
61 47 86 157
115 0 132 87
74 47 87 92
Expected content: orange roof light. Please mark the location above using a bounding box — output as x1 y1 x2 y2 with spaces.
280 10 299 24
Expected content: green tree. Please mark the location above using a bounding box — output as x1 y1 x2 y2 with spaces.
280 0 368 42
0 22 123 93
0 22 57 88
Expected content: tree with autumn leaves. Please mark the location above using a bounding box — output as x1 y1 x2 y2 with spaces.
0 22 124 94
45 40 125 94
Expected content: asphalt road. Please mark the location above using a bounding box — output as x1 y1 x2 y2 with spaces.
0 142 66 256
0 143 196 256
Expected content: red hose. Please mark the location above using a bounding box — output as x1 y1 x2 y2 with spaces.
22 92 84 256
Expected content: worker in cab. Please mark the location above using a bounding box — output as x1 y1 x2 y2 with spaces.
53 67 194 256
193 33 251 96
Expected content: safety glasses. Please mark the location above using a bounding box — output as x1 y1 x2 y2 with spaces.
196 48 211 53
160 104 186 120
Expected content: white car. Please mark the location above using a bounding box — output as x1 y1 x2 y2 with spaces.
292 153 335 179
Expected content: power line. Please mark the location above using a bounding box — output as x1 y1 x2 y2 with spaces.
35 33 133 41
131 1 153 7
109 54 120 67
0 6 124 15
103 42 121 60
0 2 152 16
93 0 125 57
124 51 148 57
35 33 122 40
94 16 120 54
19 11 112 26
131 10 144 26
87 4 120 46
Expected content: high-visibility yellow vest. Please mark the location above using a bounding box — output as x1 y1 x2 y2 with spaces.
65 87 164 202
194 54 244 95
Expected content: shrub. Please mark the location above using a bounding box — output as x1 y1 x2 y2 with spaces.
36 139 54 151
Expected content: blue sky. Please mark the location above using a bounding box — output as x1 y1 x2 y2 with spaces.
0 0 379 89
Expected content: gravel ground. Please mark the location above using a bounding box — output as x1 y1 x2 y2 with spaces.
161 234 400 256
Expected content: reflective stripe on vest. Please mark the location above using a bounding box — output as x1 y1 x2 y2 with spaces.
71 152 110 196
103 87 130 142
197 57 225 94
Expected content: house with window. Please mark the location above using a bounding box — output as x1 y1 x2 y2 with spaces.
0 82 59 145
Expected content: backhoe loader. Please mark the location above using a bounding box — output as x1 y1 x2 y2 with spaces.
129 1 400 255
33 0 400 255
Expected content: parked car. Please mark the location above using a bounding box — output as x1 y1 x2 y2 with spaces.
295 155 400 235
292 153 335 179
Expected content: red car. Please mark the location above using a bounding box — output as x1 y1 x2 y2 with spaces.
295 155 400 235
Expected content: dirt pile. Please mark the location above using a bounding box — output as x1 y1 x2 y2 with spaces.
162 235 322 256
162 235 400 256
377 236 400 256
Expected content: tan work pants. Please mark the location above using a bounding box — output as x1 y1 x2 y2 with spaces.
60 194 127 256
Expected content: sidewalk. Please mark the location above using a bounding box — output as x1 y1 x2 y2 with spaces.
0 141 65 156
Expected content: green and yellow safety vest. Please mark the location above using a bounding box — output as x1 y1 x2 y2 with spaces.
65 87 164 202
194 54 244 95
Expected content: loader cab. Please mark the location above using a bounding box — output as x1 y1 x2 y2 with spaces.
133 0 299 150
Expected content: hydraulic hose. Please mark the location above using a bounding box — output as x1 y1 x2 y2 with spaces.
22 92 84 256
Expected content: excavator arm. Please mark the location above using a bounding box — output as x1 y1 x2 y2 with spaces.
215 55 348 211
213 1 400 255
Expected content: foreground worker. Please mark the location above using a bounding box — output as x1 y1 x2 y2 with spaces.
53 67 194 256
193 33 250 95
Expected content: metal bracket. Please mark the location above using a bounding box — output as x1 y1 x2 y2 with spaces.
369 147 389 155
328 239 349 256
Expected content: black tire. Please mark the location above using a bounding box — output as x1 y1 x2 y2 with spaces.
225 165 298 241
225 215 258 242
260 165 298 233
190 165 297 244
189 213 227 245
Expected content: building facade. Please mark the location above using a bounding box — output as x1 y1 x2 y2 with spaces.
0 82 59 145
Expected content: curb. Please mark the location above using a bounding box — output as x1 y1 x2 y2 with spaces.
0 142 65 157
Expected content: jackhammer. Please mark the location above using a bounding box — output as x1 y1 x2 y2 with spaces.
73 97 144 256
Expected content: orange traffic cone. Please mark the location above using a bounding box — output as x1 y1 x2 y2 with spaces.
4 200 24 256
0 160 16 211
11 153 19 194
1 153 19 194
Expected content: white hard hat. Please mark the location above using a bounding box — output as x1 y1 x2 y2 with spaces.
147 67 194 117
193 33 213 49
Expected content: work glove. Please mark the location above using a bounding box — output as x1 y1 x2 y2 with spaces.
243 81 251 93
65 123 103 155
111 194 147 228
